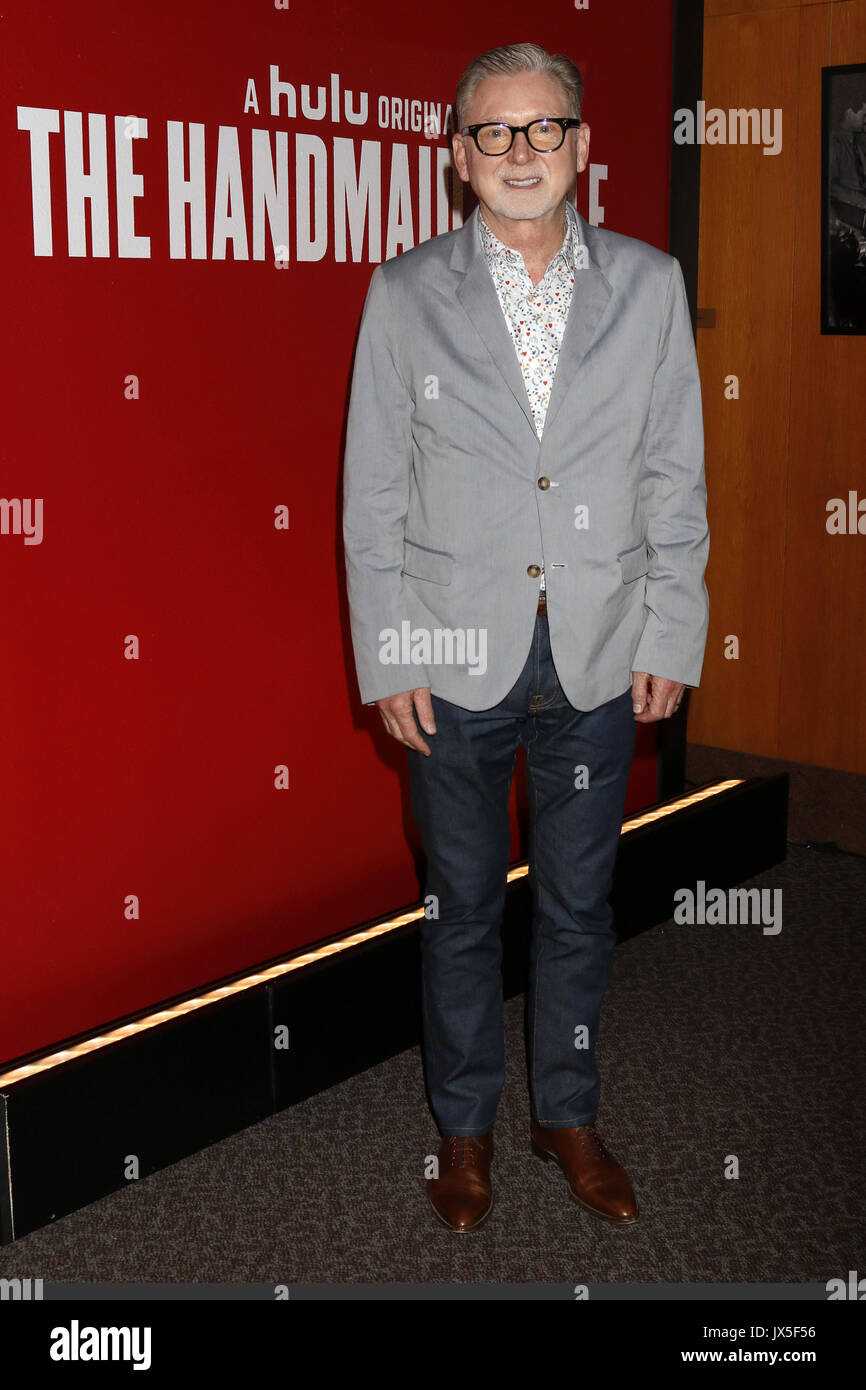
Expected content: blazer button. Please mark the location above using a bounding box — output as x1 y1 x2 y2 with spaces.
537 476 551 490
527 564 541 578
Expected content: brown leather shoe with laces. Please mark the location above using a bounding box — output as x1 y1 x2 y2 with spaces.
427 1133 493 1231
530 1118 638 1224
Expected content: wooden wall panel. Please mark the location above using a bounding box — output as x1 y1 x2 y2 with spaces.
688 8 800 751
779 0 866 772
689 0 866 774
707 0 799 16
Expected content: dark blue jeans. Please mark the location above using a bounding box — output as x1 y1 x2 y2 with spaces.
407 613 636 1136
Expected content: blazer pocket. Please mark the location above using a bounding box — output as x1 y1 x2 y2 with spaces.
401 538 453 586
618 540 649 584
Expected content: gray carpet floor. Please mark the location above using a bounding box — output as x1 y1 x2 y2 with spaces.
2 842 863 1284
687 742 866 857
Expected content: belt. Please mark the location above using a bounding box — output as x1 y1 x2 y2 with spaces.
536 593 547 616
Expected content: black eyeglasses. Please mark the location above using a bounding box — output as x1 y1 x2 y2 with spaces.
460 117 581 156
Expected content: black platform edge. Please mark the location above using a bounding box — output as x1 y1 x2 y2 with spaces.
0 774 787 1244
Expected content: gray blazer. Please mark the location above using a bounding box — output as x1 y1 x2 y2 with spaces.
342 202 709 711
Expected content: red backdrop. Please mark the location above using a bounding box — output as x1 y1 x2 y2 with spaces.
0 1 674 1065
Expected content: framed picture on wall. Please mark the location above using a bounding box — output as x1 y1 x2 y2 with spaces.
821 62 866 333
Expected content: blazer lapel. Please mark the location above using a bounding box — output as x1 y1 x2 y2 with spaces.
542 211 612 437
451 206 537 434
449 204 613 440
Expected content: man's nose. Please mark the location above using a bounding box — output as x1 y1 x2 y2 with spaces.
508 131 533 161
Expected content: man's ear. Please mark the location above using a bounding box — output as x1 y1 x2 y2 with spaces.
576 123 591 174
451 133 470 183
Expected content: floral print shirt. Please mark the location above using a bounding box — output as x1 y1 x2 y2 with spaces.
478 199 583 594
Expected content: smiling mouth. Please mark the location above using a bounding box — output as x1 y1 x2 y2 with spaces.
503 176 542 187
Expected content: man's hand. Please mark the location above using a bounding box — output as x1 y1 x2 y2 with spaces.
376 687 437 755
631 672 685 723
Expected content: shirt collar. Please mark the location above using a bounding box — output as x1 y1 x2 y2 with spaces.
478 198 581 276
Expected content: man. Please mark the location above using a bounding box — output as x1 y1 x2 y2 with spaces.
342 43 709 1232
828 95 866 329
829 96 866 233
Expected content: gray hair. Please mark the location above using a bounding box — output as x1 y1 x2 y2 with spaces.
455 42 584 132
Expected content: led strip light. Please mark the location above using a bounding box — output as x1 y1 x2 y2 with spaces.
0 779 744 1088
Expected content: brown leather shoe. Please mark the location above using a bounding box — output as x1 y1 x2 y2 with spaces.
427 1133 493 1231
530 1119 638 1224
